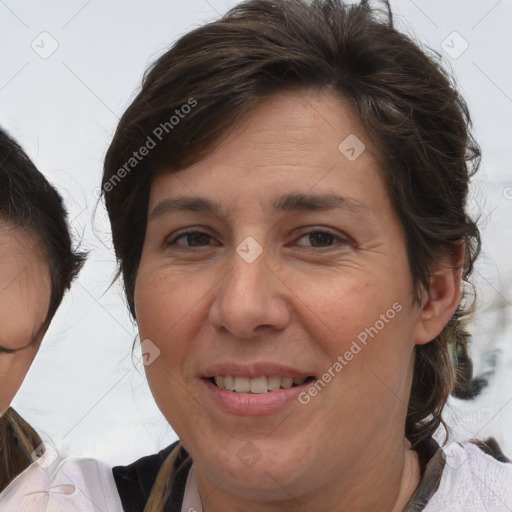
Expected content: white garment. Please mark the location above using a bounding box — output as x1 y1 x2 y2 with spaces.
423 440 512 511
181 464 203 512
180 441 512 512
0 443 124 512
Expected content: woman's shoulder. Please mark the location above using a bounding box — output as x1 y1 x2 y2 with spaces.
113 440 191 512
423 437 512 511
0 442 123 512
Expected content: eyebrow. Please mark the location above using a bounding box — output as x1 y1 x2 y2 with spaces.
149 193 371 220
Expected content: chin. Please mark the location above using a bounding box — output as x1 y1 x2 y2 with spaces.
208 443 305 485
210 463 307 502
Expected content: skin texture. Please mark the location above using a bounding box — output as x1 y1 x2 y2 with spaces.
134 90 462 512
0 224 51 413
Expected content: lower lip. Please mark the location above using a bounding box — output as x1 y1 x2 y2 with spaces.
202 378 315 416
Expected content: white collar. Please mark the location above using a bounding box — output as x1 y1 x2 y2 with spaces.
181 464 203 512
0 442 124 512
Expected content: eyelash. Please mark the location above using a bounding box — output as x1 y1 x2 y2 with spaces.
166 228 349 251
0 342 33 354
0 345 19 354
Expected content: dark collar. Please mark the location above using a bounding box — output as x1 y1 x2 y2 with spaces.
404 436 445 512
113 440 191 512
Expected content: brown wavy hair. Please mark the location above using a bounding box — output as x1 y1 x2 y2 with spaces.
103 0 480 469
0 408 43 493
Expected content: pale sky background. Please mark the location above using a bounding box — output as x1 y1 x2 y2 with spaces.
1 0 511 467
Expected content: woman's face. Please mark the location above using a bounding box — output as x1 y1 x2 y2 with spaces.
134 90 435 502
0 224 51 412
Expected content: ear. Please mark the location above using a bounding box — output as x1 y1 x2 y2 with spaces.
413 244 464 345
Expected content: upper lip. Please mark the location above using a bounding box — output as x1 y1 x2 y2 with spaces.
200 362 315 379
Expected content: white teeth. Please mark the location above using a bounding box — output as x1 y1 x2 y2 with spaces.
267 376 281 390
213 375 309 393
223 375 235 391
234 377 251 393
280 377 294 389
250 376 268 394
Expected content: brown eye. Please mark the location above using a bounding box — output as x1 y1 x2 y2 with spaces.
295 230 347 249
167 230 217 248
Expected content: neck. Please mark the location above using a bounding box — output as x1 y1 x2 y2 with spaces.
195 437 422 512
389 441 422 512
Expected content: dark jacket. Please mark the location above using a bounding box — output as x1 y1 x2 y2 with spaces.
113 441 190 512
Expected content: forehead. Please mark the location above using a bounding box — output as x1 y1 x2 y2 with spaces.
149 89 390 218
0 222 47 261
0 223 52 352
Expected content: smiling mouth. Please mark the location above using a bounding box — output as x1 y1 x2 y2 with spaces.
208 375 316 394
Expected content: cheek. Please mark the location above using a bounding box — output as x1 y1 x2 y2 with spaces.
134 269 210 387
135 269 198 339
294 274 416 398
289 273 404 349
0 345 39 411
134 272 187 427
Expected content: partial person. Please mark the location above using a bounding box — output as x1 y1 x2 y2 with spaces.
0 126 123 511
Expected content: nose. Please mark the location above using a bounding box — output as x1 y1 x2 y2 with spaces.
208 247 291 339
